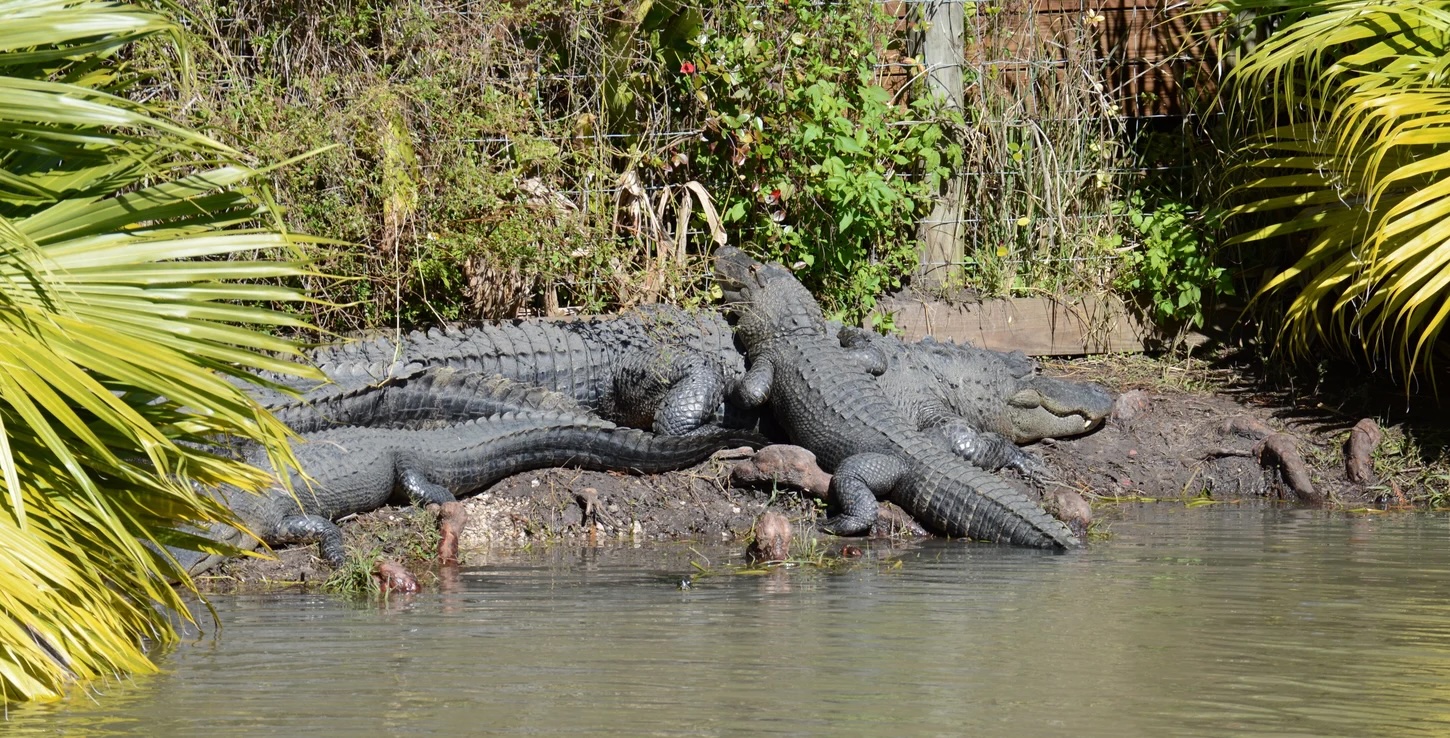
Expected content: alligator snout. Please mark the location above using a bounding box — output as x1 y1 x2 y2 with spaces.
1006 376 1115 441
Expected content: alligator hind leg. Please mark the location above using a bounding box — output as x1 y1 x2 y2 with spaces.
822 453 908 536
274 515 347 567
939 421 1050 481
653 356 728 436
399 468 456 506
399 469 464 564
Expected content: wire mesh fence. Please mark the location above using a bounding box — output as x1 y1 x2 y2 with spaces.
884 0 1215 294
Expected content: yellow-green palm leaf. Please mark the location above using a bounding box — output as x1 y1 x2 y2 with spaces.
0 0 326 702
1210 0 1450 375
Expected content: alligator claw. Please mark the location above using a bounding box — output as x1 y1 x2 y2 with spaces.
820 514 874 537
1012 450 1053 484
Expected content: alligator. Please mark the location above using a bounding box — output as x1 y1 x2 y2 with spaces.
712 247 1078 548
836 326 1113 476
236 305 747 436
172 400 763 576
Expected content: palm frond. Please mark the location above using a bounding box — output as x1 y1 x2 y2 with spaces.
0 0 329 702
1209 0 1450 375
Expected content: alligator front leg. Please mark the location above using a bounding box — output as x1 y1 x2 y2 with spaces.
822 452 908 536
939 421 1050 481
273 515 347 567
735 357 774 408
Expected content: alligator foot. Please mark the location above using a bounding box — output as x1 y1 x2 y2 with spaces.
821 453 906 536
433 501 467 566
400 468 457 506
941 421 1051 481
274 514 347 567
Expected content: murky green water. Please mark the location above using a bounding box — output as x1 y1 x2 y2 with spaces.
11 504 1450 736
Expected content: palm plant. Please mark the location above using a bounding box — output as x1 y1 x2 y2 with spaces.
1209 0 1450 375
0 0 324 701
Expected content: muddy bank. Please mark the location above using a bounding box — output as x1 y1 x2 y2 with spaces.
1032 356 1408 510
200 453 823 591
205 355 1418 590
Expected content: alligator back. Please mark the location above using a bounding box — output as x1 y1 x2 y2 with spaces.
240 307 745 434
765 335 1075 547
270 368 587 434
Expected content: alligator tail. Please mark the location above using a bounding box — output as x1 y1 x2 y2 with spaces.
461 422 766 487
907 450 1079 549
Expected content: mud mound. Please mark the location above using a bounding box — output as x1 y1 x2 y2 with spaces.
1033 360 1396 509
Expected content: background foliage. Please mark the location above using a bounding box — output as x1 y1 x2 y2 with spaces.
161 0 1191 332
671 0 959 322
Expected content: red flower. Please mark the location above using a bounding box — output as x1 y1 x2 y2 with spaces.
679 61 697 75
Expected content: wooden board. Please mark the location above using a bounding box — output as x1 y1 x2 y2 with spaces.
872 295 1151 355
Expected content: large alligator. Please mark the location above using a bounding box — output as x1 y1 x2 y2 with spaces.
239 305 746 436
713 247 1077 548
173 396 763 576
836 327 1113 476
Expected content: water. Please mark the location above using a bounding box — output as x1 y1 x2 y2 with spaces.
11 504 1450 737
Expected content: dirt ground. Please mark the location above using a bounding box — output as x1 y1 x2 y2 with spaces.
205 352 1441 592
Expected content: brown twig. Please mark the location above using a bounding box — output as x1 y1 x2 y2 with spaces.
433 501 467 566
372 560 420 594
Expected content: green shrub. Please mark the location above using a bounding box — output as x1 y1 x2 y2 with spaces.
1112 192 1231 329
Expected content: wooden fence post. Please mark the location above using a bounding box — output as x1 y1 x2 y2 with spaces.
916 0 966 291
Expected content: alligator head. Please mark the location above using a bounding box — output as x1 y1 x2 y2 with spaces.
1003 373 1114 442
855 331 1115 444
712 247 827 341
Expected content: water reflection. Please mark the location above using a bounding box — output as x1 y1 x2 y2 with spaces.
10 504 1450 737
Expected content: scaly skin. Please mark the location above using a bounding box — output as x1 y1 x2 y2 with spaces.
173 410 763 575
236 305 745 436
713 247 1077 548
836 326 1113 476
270 367 587 434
